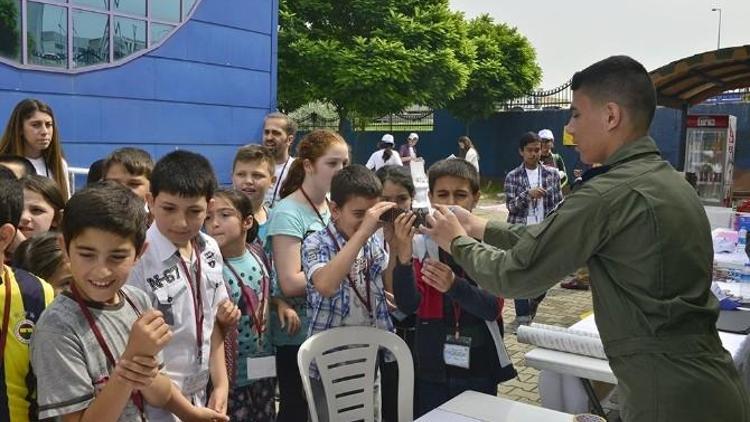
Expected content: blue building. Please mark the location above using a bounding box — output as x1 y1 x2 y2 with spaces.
0 0 278 183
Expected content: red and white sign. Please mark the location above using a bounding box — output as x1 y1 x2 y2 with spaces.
687 115 730 128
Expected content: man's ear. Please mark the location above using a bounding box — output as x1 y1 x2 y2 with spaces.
605 102 623 131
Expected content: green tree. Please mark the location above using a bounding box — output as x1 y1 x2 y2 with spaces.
278 0 473 131
0 0 21 60
445 14 542 129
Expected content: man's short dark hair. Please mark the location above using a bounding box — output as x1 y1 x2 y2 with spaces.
62 181 148 251
571 55 656 131
0 155 36 178
428 159 480 194
0 177 23 228
519 132 542 150
265 112 298 137
330 164 382 206
150 150 217 200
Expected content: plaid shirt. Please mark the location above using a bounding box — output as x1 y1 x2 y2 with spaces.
302 223 394 337
504 163 563 224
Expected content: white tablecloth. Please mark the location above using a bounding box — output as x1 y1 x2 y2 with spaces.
525 297 748 413
416 390 574 421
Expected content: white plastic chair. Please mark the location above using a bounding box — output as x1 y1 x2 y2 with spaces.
297 326 414 422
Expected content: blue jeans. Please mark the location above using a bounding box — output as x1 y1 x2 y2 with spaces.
514 293 546 318
416 376 498 417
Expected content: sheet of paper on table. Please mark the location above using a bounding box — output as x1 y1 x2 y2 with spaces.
417 409 482 422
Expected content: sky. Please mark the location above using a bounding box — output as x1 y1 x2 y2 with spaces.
449 0 750 89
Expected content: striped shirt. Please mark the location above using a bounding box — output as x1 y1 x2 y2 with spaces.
0 265 54 422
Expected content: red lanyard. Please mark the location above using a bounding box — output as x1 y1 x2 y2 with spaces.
452 302 462 339
0 268 12 363
177 240 204 363
270 157 292 207
300 187 373 315
223 251 270 337
70 284 146 421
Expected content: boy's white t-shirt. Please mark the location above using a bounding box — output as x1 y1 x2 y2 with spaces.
525 166 545 225
127 224 228 421
264 156 296 208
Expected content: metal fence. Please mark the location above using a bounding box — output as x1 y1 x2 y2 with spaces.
295 112 340 131
68 166 89 194
295 107 435 132
500 80 573 111
363 108 434 132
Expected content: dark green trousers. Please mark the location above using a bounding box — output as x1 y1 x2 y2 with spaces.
611 349 750 421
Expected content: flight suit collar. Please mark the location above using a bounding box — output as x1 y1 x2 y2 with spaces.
604 136 660 167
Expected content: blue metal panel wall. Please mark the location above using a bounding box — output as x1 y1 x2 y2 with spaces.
0 0 277 184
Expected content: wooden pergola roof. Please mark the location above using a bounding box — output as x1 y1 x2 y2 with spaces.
650 45 750 109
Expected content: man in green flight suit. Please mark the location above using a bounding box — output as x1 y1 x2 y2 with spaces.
421 56 749 421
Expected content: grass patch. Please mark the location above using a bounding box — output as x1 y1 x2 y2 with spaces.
480 180 504 200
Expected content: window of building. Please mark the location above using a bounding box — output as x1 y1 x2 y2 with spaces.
0 0 199 72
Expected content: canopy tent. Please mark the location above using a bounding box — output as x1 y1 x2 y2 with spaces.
649 45 750 170
651 45 750 109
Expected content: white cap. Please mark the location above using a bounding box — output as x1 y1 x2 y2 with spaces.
408 132 419 140
381 134 395 144
538 129 554 140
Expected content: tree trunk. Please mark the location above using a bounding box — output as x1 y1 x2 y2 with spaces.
335 104 347 134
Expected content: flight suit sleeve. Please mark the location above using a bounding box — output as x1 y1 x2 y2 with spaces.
451 188 607 298
481 221 528 250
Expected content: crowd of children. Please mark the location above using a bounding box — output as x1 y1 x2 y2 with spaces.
0 98 517 421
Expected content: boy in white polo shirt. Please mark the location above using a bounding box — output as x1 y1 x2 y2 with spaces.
128 151 240 421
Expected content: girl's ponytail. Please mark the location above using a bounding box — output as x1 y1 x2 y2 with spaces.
279 159 305 199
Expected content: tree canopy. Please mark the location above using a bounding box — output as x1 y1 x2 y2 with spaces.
278 2 541 128
445 14 542 125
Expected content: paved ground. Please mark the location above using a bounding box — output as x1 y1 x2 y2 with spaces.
474 200 595 406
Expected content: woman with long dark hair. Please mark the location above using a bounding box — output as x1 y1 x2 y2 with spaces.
0 99 70 198
458 135 479 172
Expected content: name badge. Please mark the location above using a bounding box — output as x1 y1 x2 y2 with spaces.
157 302 174 325
183 369 209 395
444 335 472 369
247 356 276 380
